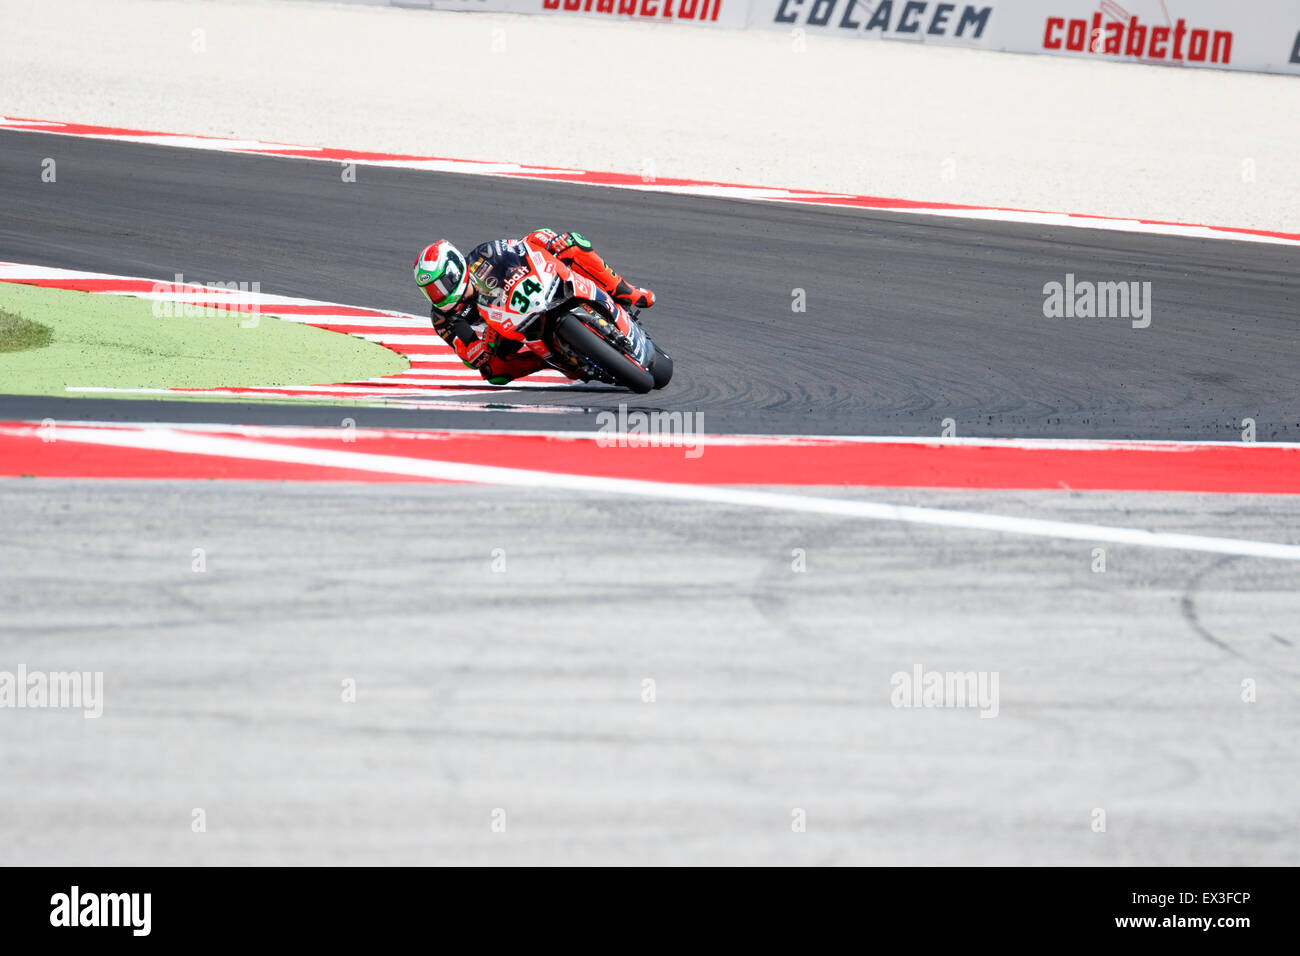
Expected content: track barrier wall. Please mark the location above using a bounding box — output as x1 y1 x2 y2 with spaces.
380 0 1300 75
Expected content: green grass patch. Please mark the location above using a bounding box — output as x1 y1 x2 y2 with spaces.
0 308 54 353
0 282 408 398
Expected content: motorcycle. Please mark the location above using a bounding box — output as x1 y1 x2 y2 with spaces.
471 243 672 394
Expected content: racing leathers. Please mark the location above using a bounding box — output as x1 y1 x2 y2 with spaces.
428 229 655 385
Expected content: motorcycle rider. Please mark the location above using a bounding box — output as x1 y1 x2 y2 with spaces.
413 229 655 385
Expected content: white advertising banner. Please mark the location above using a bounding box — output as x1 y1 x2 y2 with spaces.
757 0 1300 75
422 0 1300 75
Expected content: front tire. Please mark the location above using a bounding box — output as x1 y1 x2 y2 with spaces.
554 313 655 394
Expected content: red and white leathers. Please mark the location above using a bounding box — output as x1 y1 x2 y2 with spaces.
427 229 654 385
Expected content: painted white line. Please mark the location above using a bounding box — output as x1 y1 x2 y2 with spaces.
386 431 1299 451
34 413 1300 452
874 205 1299 246
386 366 477 374
64 380 575 395
278 315 432 329
251 380 562 392
0 119 66 129
42 425 1300 562
603 182 854 202
351 334 444 345
365 159 595 176
90 134 291 151
30 424 1300 455
362 374 573 383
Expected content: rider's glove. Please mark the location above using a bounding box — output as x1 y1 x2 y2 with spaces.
544 231 593 256
454 338 492 370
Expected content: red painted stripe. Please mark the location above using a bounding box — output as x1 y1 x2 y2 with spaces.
376 342 464 355
5 119 214 139
248 305 395 317
337 380 474 388
9 278 173 292
3 425 1297 493
0 432 444 483
258 432 1300 493
251 146 456 162
308 324 438 336
161 385 496 397
159 386 409 396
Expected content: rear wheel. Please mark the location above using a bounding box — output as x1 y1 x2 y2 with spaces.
649 345 673 389
553 313 655 394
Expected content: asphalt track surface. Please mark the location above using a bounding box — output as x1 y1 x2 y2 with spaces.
2 128 1298 439
2 129 1298 866
3 480 1298 866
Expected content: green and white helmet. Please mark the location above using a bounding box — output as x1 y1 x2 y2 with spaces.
414 240 472 310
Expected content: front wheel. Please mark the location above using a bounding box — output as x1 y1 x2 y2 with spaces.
553 313 655 394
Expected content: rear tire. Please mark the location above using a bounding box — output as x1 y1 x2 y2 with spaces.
554 314 655 394
649 346 673 389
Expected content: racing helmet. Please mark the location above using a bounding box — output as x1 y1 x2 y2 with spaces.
413 240 472 309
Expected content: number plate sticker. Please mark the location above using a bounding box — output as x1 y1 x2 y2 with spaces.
507 274 547 314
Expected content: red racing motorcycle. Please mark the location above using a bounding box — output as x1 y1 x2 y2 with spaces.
473 244 672 394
